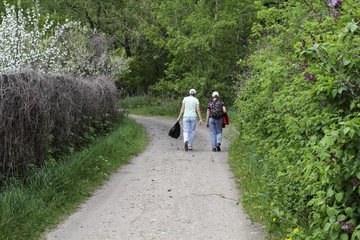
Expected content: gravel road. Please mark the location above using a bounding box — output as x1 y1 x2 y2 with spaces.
46 115 264 240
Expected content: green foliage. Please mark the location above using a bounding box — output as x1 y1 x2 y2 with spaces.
41 0 163 96
118 96 181 118
0 0 162 96
147 0 258 104
232 0 360 239
119 45 169 96
0 116 148 240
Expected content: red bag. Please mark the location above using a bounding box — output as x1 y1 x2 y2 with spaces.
222 112 229 128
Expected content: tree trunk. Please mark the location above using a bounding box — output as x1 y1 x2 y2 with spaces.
97 2 101 30
124 35 131 57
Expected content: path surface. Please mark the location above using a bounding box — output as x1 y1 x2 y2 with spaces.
46 115 264 240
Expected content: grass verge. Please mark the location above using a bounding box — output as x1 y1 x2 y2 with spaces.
0 115 148 240
118 96 180 118
228 138 278 240
229 137 303 239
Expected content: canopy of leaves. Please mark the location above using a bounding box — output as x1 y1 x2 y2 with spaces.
147 0 257 103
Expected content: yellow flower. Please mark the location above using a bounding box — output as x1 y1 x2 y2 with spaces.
294 228 299 232
270 202 274 206
273 218 276 222
285 238 292 240
260 216 263 220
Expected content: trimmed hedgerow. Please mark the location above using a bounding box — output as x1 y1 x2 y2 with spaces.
0 71 118 180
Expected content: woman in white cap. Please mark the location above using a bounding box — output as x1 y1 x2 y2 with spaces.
206 91 226 152
177 89 203 151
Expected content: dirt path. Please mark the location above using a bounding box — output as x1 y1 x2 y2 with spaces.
46 115 264 240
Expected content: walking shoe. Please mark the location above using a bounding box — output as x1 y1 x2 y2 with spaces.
185 141 189 151
212 148 216 152
216 143 221 152
188 147 193 150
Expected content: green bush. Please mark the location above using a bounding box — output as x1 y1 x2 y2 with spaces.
232 0 360 239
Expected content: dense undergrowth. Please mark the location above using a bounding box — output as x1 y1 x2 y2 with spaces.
230 1 360 239
0 115 148 240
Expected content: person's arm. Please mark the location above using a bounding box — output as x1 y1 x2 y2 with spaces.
222 105 227 114
196 104 203 125
206 109 210 128
177 103 185 122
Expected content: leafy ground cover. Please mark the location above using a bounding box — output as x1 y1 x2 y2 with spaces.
0 115 148 240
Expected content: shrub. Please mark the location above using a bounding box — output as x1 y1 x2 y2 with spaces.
234 0 360 239
0 71 118 180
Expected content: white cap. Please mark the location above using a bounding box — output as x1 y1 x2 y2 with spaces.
212 91 219 97
189 89 196 95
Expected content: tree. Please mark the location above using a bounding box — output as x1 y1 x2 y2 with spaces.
0 0 167 95
0 1 128 78
147 0 257 103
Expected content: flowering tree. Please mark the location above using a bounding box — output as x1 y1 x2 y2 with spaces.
55 21 130 79
0 1 129 180
0 1 129 78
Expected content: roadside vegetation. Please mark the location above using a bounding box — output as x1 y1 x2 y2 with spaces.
1 0 360 239
0 116 148 240
230 1 360 239
0 3 147 239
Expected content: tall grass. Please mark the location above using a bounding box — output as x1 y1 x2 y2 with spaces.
229 138 286 239
0 116 148 240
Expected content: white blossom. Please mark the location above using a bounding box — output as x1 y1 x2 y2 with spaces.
0 1 130 78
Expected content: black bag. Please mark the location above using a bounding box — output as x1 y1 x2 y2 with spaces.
169 121 181 139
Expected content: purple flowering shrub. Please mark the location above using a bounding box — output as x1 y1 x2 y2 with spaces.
328 0 343 8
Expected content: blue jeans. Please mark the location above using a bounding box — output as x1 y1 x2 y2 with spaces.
209 117 223 149
183 117 197 147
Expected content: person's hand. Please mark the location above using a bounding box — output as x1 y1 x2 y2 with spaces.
177 117 180 122
206 122 209 128
199 120 203 126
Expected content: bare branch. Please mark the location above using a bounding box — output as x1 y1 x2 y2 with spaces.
0 71 118 180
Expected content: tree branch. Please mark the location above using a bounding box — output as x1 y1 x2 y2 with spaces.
302 0 318 15
313 47 358 97
97 2 101 30
64 1 95 29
